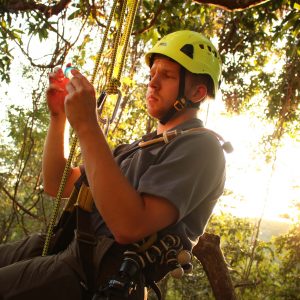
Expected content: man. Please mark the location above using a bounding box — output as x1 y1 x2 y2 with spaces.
0 30 226 299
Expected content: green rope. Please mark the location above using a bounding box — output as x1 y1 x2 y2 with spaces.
42 137 78 256
90 0 119 85
106 0 128 95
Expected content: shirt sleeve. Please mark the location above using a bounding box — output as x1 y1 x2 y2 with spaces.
137 132 225 222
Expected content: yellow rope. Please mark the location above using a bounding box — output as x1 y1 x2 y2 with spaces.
116 0 140 81
106 0 128 95
106 0 140 94
90 0 119 85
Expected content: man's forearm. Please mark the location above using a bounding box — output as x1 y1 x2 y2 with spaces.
76 122 178 244
76 123 147 240
42 116 69 196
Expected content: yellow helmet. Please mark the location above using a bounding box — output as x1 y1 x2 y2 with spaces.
145 30 222 96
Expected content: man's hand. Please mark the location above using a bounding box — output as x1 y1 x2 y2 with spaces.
46 67 69 117
65 69 98 134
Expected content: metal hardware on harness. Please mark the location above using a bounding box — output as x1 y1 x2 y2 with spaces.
92 234 193 300
92 257 140 300
98 89 123 136
162 130 179 144
138 127 234 154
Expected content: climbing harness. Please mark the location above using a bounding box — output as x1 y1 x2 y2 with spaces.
92 234 193 300
42 0 140 256
48 180 195 299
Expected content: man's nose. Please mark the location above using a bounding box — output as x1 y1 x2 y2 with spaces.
148 73 160 89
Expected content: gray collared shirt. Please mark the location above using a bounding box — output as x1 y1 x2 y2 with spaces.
88 118 225 249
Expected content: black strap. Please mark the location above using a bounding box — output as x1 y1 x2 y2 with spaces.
159 67 198 125
76 206 97 293
147 281 162 300
159 67 187 125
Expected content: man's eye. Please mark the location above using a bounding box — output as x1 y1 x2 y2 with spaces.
166 74 175 79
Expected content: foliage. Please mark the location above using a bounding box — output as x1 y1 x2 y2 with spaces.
148 211 299 300
207 213 279 299
274 221 300 299
0 66 52 243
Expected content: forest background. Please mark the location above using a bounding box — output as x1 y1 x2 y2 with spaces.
0 0 299 299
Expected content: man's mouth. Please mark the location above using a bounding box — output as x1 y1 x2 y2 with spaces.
147 94 159 102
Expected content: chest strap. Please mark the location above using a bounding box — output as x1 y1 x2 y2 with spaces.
138 127 233 153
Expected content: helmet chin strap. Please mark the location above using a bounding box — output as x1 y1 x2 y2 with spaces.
159 67 198 125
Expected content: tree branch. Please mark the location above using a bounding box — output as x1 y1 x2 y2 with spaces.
3 0 71 18
192 0 271 11
133 3 166 35
0 186 37 218
193 233 237 300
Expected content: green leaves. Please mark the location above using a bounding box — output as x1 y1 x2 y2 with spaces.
0 17 24 82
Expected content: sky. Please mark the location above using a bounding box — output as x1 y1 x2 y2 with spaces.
200 98 300 224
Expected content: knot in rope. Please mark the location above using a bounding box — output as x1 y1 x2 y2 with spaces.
106 78 121 95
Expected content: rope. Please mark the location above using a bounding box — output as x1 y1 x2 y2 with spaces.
42 0 140 256
105 0 127 95
106 0 140 95
42 137 78 256
115 0 140 81
90 0 119 85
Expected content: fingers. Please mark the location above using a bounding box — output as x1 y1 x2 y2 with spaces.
47 83 65 93
65 81 75 94
46 84 66 100
66 70 95 96
69 69 90 86
49 68 64 83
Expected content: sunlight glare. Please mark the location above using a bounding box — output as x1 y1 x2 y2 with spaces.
200 97 300 224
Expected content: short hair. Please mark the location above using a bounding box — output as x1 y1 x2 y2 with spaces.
188 72 215 100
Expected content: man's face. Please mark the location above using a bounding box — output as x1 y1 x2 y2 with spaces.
146 57 180 120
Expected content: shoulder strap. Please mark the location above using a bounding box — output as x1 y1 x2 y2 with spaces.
138 127 233 153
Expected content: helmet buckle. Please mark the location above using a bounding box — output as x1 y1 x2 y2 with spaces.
174 99 186 111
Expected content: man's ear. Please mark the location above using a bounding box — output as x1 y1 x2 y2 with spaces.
190 84 207 104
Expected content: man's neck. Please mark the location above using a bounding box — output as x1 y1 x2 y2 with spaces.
156 109 198 135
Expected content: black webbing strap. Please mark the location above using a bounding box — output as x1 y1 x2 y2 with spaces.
147 281 162 300
75 206 97 293
159 67 187 125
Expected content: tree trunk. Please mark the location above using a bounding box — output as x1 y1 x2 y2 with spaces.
192 233 237 300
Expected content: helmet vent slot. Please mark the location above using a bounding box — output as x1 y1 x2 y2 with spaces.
199 44 205 49
180 44 194 59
